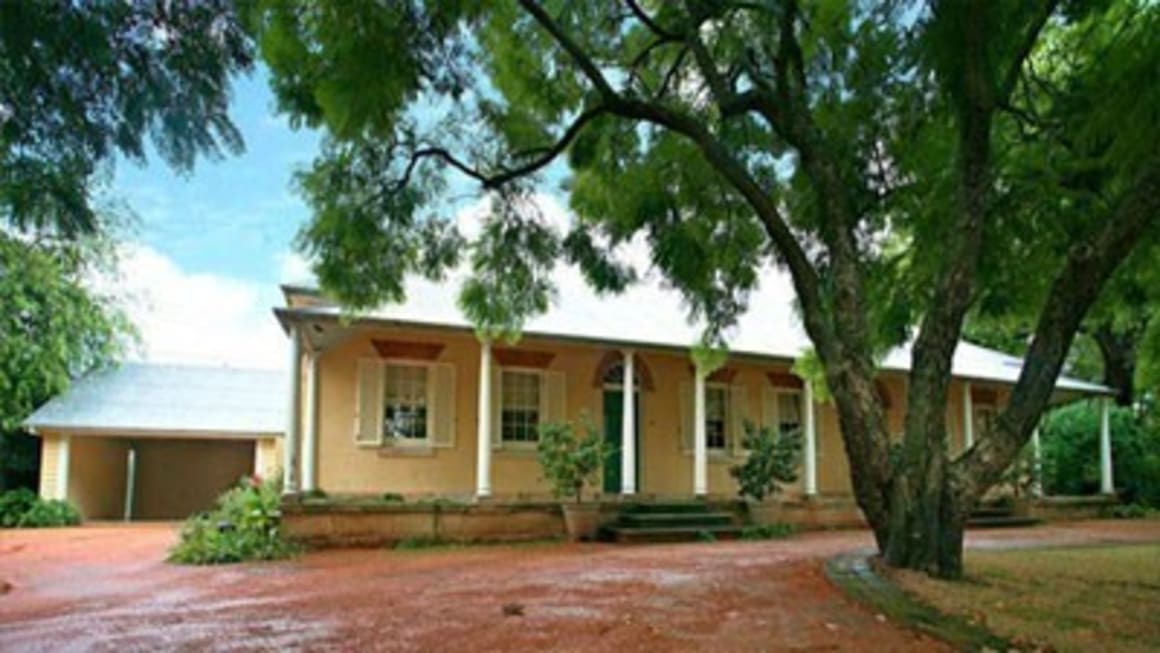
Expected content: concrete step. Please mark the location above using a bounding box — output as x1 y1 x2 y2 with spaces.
618 512 734 529
970 507 1015 519
604 524 744 544
622 502 715 515
966 515 1041 529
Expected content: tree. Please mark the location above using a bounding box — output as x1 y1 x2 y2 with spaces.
0 0 254 236
255 1 1160 578
0 231 132 490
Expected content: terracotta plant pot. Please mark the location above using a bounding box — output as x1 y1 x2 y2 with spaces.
561 502 602 541
747 500 781 526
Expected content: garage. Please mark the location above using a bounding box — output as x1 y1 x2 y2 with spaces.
27 363 285 521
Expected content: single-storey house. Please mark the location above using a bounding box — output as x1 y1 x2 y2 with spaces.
28 271 1118 531
27 364 284 520
273 274 1117 509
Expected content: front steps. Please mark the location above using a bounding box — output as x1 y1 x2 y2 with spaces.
601 502 743 543
967 504 1041 529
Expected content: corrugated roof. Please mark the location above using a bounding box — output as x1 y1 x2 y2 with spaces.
26 363 286 436
280 265 1111 396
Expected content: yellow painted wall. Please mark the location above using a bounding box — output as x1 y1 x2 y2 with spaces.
254 436 283 480
38 434 62 499
68 437 130 519
310 325 1019 499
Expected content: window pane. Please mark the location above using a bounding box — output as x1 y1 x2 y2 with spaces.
705 386 728 449
502 371 541 442
777 393 802 436
383 364 428 440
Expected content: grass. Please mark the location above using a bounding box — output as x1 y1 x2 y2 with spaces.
889 544 1160 653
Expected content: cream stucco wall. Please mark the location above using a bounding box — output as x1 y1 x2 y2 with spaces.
311 325 967 499
68 436 130 519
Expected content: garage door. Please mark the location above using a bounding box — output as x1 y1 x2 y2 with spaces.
132 438 255 520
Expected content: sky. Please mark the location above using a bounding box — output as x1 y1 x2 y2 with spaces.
103 67 803 373
108 69 317 370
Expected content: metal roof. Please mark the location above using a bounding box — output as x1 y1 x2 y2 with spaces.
26 363 286 437
279 266 1112 397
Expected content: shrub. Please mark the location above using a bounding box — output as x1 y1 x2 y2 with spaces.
169 476 297 565
1105 503 1153 520
730 422 802 502
740 523 796 540
695 529 717 542
1040 401 1160 506
0 487 39 527
18 498 81 527
0 489 81 528
380 492 405 504
536 415 608 503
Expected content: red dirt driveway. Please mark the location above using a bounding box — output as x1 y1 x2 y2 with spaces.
2 520 1158 652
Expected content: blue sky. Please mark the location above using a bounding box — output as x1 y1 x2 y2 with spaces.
113 69 317 284
106 69 321 368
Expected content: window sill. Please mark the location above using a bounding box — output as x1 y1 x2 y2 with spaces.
494 444 539 457
375 442 437 458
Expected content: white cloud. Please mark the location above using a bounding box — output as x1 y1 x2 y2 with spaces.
101 243 288 369
276 250 313 284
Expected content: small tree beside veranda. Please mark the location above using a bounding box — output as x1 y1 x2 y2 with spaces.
536 418 608 504
256 1 1160 578
730 423 802 503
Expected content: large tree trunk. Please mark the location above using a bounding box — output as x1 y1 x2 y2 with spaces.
1093 322 1137 407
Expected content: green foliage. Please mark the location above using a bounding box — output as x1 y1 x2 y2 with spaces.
740 523 796 540
17 498 81 528
695 529 717 543
0 1 254 236
169 477 297 565
0 489 81 528
1104 503 1154 520
380 492 406 504
730 423 803 502
791 351 832 403
0 233 132 486
0 431 39 492
1040 402 1160 506
0 487 38 526
536 416 608 503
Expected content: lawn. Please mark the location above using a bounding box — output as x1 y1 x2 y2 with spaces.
890 544 1160 653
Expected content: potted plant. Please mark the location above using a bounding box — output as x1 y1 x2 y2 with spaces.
730 422 802 525
536 416 609 541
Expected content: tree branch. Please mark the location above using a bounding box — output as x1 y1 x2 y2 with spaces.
623 0 678 40
954 157 1160 497
999 0 1061 103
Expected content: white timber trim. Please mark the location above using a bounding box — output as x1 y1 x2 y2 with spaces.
693 365 708 497
803 380 818 497
476 339 493 498
55 435 71 501
1100 397 1114 495
621 349 636 495
283 325 302 495
962 382 974 450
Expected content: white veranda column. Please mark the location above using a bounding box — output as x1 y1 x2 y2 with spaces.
621 349 636 495
962 382 974 449
55 435 71 501
301 352 320 492
476 339 493 498
123 446 137 521
803 381 818 497
283 325 302 495
1030 427 1043 498
1099 397 1114 495
693 365 708 497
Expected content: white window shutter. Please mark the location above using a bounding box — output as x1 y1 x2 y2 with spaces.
731 383 749 455
762 386 778 432
490 366 503 448
429 363 456 448
679 380 693 452
355 358 383 445
541 370 566 424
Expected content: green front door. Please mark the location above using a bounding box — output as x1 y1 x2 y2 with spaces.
603 390 640 493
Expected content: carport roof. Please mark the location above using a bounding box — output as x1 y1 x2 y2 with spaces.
25 363 286 437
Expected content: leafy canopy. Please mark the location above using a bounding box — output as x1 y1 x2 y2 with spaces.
0 1 254 236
